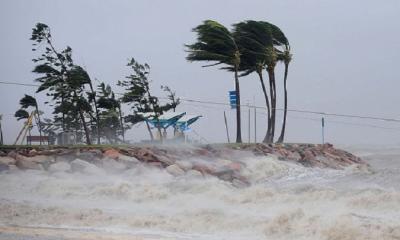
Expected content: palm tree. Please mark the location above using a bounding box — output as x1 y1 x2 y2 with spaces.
18 94 43 145
186 20 243 143
259 21 289 143
233 20 274 143
277 45 292 143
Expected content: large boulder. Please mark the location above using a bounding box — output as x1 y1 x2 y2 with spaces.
71 159 104 175
166 164 185 176
103 149 120 159
118 154 140 168
175 160 193 171
48 162 71 173
102 157 126 172
15 155 43 170
186 169 203 178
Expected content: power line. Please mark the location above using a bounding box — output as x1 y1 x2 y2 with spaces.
1 80 400 123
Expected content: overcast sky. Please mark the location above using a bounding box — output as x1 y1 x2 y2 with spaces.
1 0 400 145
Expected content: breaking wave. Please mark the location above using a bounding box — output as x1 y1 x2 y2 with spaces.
1 147 400 240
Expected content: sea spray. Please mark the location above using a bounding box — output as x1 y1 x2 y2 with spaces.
0 147 399 240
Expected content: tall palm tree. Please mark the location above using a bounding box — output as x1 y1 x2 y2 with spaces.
186 20 243 143
233 20 274 143
277 45 292 143
259 21 289 143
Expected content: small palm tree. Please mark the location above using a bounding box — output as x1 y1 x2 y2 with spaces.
17 95 43 144
186 20 243 143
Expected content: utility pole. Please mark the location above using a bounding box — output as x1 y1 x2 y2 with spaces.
223 111 230 143
0 114 3 145
253 96 256 143
248 102 250 143
322 117 325 144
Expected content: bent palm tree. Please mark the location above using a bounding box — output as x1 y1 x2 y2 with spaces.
277 45 292 143
259 21 289 143
18 94 43 144
186 20 242 143
233 20 274 143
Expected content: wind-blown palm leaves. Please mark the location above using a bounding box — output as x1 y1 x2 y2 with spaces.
96 82 126 143
118 58 179 141
15 94 44 144
31 23 93 145
187 20 291 143
186 20 243 143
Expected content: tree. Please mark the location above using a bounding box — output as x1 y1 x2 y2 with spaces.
96 82 126 143
162 86 180 112
263 22 290 143
233 20 274 143
186 20 243 143
118 58 178 142
16 94 43 144
31 23 92 144
277 45 292 143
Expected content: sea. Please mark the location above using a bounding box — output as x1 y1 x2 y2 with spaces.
0 145 399 240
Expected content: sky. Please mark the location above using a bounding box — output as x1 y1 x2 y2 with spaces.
0 0 400 145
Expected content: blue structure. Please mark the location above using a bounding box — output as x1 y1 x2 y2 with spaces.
175 115 202 132
145 112 186 129
229 91 237 109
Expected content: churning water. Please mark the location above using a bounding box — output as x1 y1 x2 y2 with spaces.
0 146 400 240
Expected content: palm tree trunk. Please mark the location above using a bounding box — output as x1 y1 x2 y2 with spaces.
35 105 43 145
73 91 91 145
145 121 154 141
117 104 125 143
257 70 272 143
277 62 289 143
88 81 101 144
234 68 242 143
78 109 91 145
267 67 276 142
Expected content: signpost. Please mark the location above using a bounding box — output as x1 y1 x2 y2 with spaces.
229 91 237 109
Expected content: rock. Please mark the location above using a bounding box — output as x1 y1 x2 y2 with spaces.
157 155 175 165
25 155 53 164
186 170 203 178
216 159 232 166
56 154 76 162
0 156 16 165
215 169 235 181
15 155 43 170
175 160 193 171
76 151 99 161
102 157 126 172
103 149 120 159
118 154 140 168
7 151 18 159
71 159 104 175
0 163 10 172
28 149 38 156
303 150 316 161
135 149 159 162
232 179 248 188
0 151 6 157
227 162 242 171
48 162 71 173
166 164 185 176
193 164 215 175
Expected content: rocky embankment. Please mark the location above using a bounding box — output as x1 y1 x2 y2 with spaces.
0 143 366 186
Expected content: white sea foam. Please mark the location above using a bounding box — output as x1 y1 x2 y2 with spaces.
0 147 400 239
